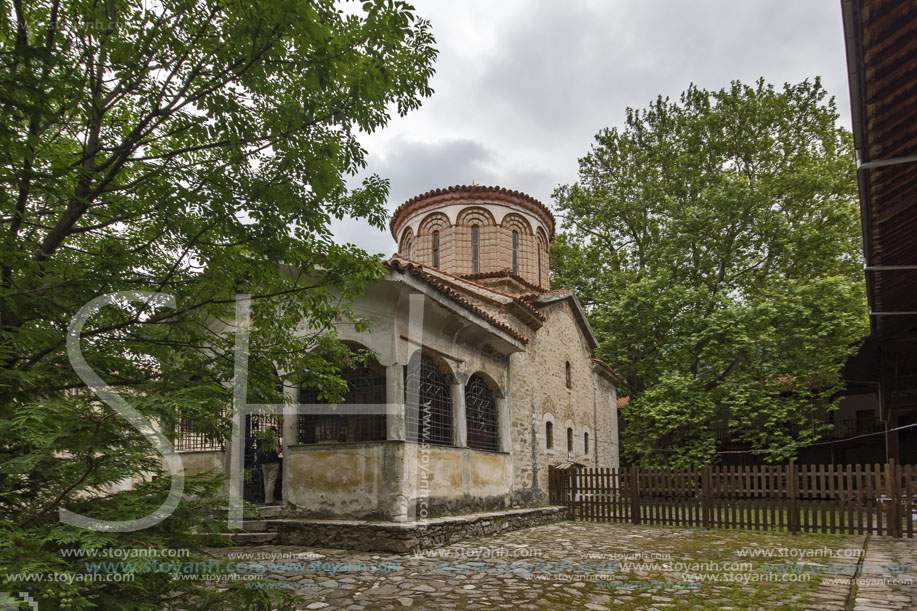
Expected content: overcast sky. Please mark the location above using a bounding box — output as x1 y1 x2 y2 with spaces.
332 0 853 256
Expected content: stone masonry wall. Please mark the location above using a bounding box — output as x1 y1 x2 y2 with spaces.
507 301 618 505
267 506 565 553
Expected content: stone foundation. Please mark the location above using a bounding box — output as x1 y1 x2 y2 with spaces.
253 506 564 554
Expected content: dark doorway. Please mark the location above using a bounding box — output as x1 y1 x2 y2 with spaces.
243 414 284 505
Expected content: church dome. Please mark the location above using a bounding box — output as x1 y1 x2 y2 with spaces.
390 185 555 290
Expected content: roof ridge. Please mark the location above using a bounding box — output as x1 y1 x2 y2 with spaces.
391 259 546 323
538 287 574 296
390 185 556 239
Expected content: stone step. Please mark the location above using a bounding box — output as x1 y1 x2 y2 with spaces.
242 520 269 532
254 505 281 518
221 531 277 545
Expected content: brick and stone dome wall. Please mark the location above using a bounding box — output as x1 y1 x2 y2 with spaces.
391 186 555 290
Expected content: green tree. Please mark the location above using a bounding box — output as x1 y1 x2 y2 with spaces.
0 0 435 607
553 79 867 466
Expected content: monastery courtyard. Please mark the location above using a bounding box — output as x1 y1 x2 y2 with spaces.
207 521 916 610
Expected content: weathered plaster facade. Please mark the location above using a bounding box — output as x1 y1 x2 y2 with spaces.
179 185 619 521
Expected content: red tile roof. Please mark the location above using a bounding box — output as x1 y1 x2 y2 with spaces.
390 185 556 240
593 358 624 384
393 260 546 324
384 259 530 345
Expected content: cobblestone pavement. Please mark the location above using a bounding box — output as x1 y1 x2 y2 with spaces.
850 535 917 611
207 521 880 610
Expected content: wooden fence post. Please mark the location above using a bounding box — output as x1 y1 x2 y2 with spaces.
702 465 712 529
888 459 900 538
569 468 578 519
788 459 799 534
631 466 641 525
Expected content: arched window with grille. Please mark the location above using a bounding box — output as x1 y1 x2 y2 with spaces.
432 231 440 268
404 354 453 446
565 361 572 388
465 374 499 451
567 427 573 452
298 356 387 443
584 431 589 454
545 421 553 449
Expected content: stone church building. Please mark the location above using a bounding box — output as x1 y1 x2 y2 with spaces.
180 185 620 522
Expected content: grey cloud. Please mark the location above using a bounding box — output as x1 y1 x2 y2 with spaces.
477 1 850 144
334 1 852 255
336 137 558 256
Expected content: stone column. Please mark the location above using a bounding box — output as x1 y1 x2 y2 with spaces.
452 380 467 447
497 396 512 454
386 363 405 441
281 382 299 508
384 363 410 521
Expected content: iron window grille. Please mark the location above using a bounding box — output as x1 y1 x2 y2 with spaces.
465 374 499 451
567 427 573 452
298 362 387 443
173 413 225 452
546 421 554 449
405 355 453 446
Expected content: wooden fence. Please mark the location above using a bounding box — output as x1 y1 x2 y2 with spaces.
548 461 917 538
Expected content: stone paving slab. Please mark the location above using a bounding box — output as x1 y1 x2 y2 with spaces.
851 535 916 611
205 521 874 610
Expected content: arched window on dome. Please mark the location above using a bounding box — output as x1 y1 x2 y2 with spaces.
432 231 440 268
512 231 518 274
399 228 414 261
471 225 480 273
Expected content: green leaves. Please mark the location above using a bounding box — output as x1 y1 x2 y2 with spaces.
553 79 867 466
0 0 435 606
